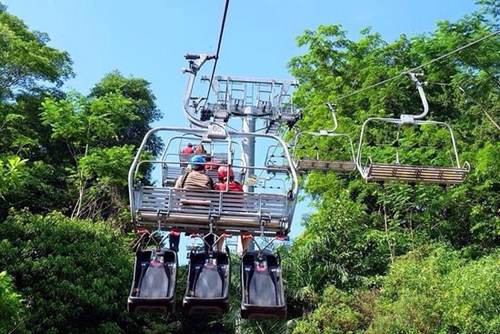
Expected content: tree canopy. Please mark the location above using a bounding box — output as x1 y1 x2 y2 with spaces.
282 1 499 332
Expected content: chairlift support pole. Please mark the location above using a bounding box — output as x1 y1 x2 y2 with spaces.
241 106 256 253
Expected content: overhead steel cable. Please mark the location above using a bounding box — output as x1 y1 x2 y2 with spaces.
323 29 500 105
203 0 230 110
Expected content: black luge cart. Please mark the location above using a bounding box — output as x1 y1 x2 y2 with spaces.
128 247 178 313
241 248 286 320
183 235 231 314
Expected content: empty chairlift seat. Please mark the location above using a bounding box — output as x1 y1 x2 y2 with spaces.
363 160 470 184
296 158 356 172
356 73 470 185
292 108 357 174
240 250 286 320
183 250 231 314
128 249 177 313
162 164 185 187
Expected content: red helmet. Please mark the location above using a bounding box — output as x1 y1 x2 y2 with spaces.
218 166 234 178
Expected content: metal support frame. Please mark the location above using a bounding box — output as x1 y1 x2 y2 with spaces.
182 53 300 133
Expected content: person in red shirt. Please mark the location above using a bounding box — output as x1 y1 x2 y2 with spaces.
180 143 194 154
179 143 195 167
204 153 219 172
215 166 250 251
215 166 243 191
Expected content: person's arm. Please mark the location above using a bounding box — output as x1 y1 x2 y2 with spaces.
174 176 182 188
175 172 190 188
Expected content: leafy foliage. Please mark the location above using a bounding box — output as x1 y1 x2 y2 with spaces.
89 71 163 157
283 1 500 332
292 285 375 334
367 245 500 334
0 4 73 101
40 91 140 222
0 270 22 333
0 210 179 333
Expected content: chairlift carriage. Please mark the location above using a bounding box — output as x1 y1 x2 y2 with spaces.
127 123 299 318
356 73 470 185
292 103 357 173
128 2 301 316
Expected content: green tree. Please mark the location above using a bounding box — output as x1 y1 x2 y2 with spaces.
292 285 374 334
0 210 177 333
89 71 163 157
40 91 139 223
0 3 73 102
0 3 74 217
0 270 22 333
367 245 500 334
284 0 499 330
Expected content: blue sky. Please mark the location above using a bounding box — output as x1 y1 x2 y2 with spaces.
2 0 479 242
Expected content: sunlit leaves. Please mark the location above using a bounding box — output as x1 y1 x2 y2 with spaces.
0 8 73 101
0 210 133 333
368 245 500 333
0 270 22 333
0 155 26 197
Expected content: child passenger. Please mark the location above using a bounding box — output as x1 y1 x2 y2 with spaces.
215 166 250 251
215 166 242 191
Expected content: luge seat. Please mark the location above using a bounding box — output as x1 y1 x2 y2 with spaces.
240 250 286 320
296 159 356 172
183 251 230 314
134 187 291 235
127 249 177 313
363 162 469 184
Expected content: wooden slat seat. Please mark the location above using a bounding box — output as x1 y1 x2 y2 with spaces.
211 152 229 163
296 159 357 172
162 165 185 186
264 165 290 174
363 163 469 184
133 187 290 235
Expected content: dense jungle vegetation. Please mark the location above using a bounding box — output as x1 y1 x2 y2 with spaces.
0 1 498 333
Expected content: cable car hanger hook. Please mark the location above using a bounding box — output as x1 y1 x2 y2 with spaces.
325 103 339 133
402 72 429 123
